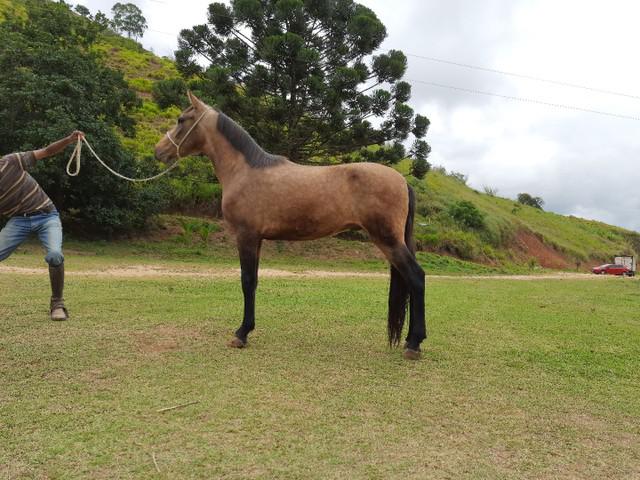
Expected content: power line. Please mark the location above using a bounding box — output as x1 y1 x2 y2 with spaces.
408 79 640 122
405 53 640 101
139 13 640 121
151 9 640 101
148 28 175 36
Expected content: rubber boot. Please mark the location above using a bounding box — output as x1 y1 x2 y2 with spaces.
49 263 69 321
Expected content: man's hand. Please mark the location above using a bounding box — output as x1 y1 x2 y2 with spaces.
34 130 86 161
68 130 85 143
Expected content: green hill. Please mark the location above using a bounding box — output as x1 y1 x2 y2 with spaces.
3 1 638 271
404 165 639 269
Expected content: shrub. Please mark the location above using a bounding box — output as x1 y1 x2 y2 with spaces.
177 218 219 244
152 78 188 109
483 185 498 197
439 230 478 260
449 171 468 184
448 200 485 230
414 232 440 251
517 193 544 210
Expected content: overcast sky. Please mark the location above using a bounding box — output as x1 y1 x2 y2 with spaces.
77 0 640 231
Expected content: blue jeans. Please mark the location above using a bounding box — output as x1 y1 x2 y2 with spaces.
0 211 64 266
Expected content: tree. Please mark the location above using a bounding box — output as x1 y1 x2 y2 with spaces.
517 193 544 210
111 2 147 40
410 139 431 179
93 10 112 30
175 0 430 163
0 0 165 234
74 4 90 17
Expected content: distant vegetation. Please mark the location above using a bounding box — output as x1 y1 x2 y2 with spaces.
110 2 147 41
518 192 545 210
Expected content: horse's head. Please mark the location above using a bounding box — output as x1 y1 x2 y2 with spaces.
154 91 216 163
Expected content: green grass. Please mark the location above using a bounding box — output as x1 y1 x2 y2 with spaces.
1 261 639 478
0 0 27 21
93 33 179 94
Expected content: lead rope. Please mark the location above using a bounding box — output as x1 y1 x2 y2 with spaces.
66 109 212 182
66 137 182 182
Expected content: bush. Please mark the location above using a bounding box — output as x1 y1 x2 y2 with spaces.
414 232 440 251
448 200 485 229
517 193 544 210
483 185 498 197
177 218 220 245
439 230 478 260
449 171 468 184
152 78 187 109
165 155 222 215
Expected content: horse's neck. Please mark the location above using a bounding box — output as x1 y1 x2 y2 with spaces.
204 135 248 188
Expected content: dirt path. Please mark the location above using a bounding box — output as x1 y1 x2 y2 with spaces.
0 264 626 281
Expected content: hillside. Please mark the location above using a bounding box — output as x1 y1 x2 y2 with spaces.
405 165 639 269
2 1 638 271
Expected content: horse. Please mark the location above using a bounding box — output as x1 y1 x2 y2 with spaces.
154 92 427 359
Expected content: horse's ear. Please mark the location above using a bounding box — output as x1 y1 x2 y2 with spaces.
187 90 206 110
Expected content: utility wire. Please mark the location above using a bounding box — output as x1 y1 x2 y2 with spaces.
148 28 175 36
141 12 640 121
406 53 640 101
409 79 640 121
131 5 640 101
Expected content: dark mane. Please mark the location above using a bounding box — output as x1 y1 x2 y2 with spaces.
216 111 285 168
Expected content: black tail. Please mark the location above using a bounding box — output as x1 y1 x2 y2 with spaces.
387 185 416 346
405 185 416 254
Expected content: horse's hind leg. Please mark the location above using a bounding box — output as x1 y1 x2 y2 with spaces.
376 240 426 359
228 234 262 348
392 245 426 357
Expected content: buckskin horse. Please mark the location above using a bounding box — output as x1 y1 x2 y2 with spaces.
154 92 426 359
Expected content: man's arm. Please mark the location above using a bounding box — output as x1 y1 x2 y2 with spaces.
33 131 85 161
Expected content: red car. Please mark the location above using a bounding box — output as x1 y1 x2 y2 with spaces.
592 264 635 276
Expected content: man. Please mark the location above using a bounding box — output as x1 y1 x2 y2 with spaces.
0 131 84 321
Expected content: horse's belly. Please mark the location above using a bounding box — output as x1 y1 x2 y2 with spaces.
261 215 357 241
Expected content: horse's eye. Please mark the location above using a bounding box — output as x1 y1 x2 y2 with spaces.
178 117 185 124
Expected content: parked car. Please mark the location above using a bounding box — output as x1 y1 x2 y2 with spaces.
592 264 635 276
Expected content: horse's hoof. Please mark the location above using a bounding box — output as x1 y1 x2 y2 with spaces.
227 337 246 349
403 348 422 360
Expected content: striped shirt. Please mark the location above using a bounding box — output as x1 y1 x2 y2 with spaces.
0 152 54 216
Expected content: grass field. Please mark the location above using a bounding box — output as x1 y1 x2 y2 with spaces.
1 251 639 479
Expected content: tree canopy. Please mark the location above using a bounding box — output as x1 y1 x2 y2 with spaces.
175 0 430 166
111 2 147 41
517 193 545 210
0 0 165 234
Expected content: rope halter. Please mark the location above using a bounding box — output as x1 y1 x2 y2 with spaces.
165 108 212 159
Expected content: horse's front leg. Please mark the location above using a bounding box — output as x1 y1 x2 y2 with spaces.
228 234 262 348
